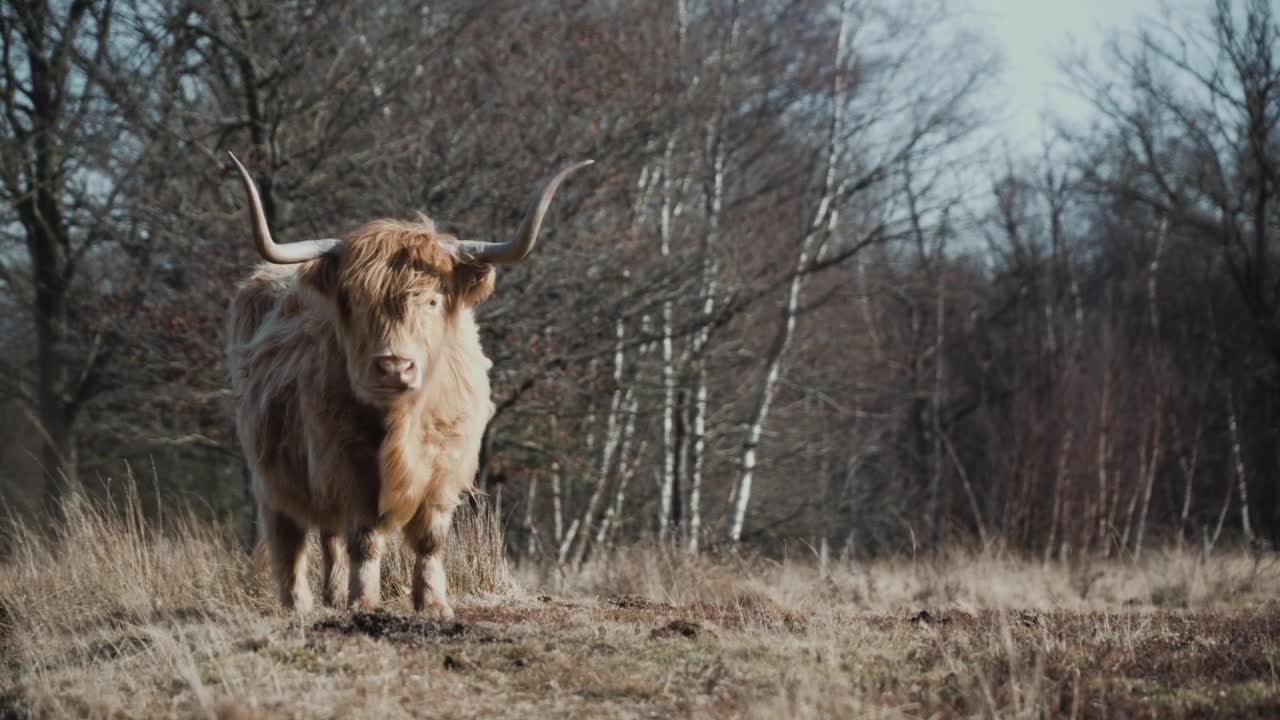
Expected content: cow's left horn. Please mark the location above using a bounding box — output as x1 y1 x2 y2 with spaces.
227 152 342 264
457 160 593 265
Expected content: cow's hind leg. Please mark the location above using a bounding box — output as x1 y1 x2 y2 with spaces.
346 526 386 611
320 532 346 607
406 506 454 620
265 510 312 612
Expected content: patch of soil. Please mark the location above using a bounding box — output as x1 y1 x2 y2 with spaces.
607 594 675 612
0 688 29 720
311 610 509 646
442 654 475 671
650 619 704 639
687 600 807 632
910 609 950 626
1047 610 1280 686
457 597 807 633
459 603 672 628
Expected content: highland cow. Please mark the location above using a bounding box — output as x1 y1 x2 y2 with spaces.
225 152 589 616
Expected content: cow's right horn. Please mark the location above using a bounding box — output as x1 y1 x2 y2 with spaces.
227 152 342 264
457 160 593 265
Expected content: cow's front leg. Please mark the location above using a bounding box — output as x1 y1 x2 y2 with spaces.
406 506 454 620
265 509 312 612
320 531 346 608
346 525 385 610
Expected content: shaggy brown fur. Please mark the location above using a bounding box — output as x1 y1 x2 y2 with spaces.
228 218 496 617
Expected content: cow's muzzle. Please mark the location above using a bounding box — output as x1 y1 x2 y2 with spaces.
372 355 419 391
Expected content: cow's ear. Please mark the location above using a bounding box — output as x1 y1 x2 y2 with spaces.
451 261 495 308
299 253 340 297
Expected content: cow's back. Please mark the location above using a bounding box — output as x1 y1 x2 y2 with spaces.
228 264 298 351
227 264 323 523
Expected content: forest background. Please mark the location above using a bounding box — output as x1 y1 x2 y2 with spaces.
3 0 1279 568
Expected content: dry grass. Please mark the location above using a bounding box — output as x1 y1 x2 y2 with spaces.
2 487 1278 718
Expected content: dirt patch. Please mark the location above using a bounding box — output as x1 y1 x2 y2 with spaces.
606 594 675 612
687 600 807 631
456 597 810 634
442 653 475 671
650 619 705 640
0 688 28 720
311 610 509 645
1043 609 1280 686
909 609 951 626
459 602 676 629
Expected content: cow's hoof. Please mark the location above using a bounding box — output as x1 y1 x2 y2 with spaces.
416 601 454 621
349 597 380 612
284 591 314 614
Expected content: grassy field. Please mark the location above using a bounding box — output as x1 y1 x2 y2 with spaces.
2 491 1278 718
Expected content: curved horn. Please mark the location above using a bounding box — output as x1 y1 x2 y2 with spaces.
456 160 593 265
226 151 341 264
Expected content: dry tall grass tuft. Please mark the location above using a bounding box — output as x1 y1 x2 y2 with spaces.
2 484 1278 718
378 497 517 601
0 479 516 718
544 541 1280 621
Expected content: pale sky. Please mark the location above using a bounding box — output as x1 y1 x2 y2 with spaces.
970 0 1201 147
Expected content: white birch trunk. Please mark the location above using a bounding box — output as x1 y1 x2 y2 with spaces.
550 416 564 549
601 330 654 549
687 128 723 555
729 0 853 546
656 0 692 544
1132 405 1162 561
569 317 628 569
524 475 539 559
1119 453 1142 553
687 0 742 556
1133 220 1167 561
657 137 679 542
597 392 641 550
1227 398 1256 542
557 519 580 566
1094 356 1112 553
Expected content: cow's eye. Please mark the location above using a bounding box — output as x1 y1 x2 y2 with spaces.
428 297 439 308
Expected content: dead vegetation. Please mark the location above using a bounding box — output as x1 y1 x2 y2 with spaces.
1 489 1278 718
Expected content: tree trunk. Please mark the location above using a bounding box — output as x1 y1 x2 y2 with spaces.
597 393 641 551
1176 424 1202 552
569 318 628 569
1094 345 1113 554
657 136 679 542
524 475 540 560
1227 398 1256 542
927 244 946 551
1132 398 1163 561
687 0 741 556
729 0 852 547
550 416 564 549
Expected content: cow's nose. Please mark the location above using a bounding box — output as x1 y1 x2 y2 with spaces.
374 355 416 386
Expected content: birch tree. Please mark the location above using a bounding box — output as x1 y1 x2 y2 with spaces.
729 0 856 546
687 0 743 554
